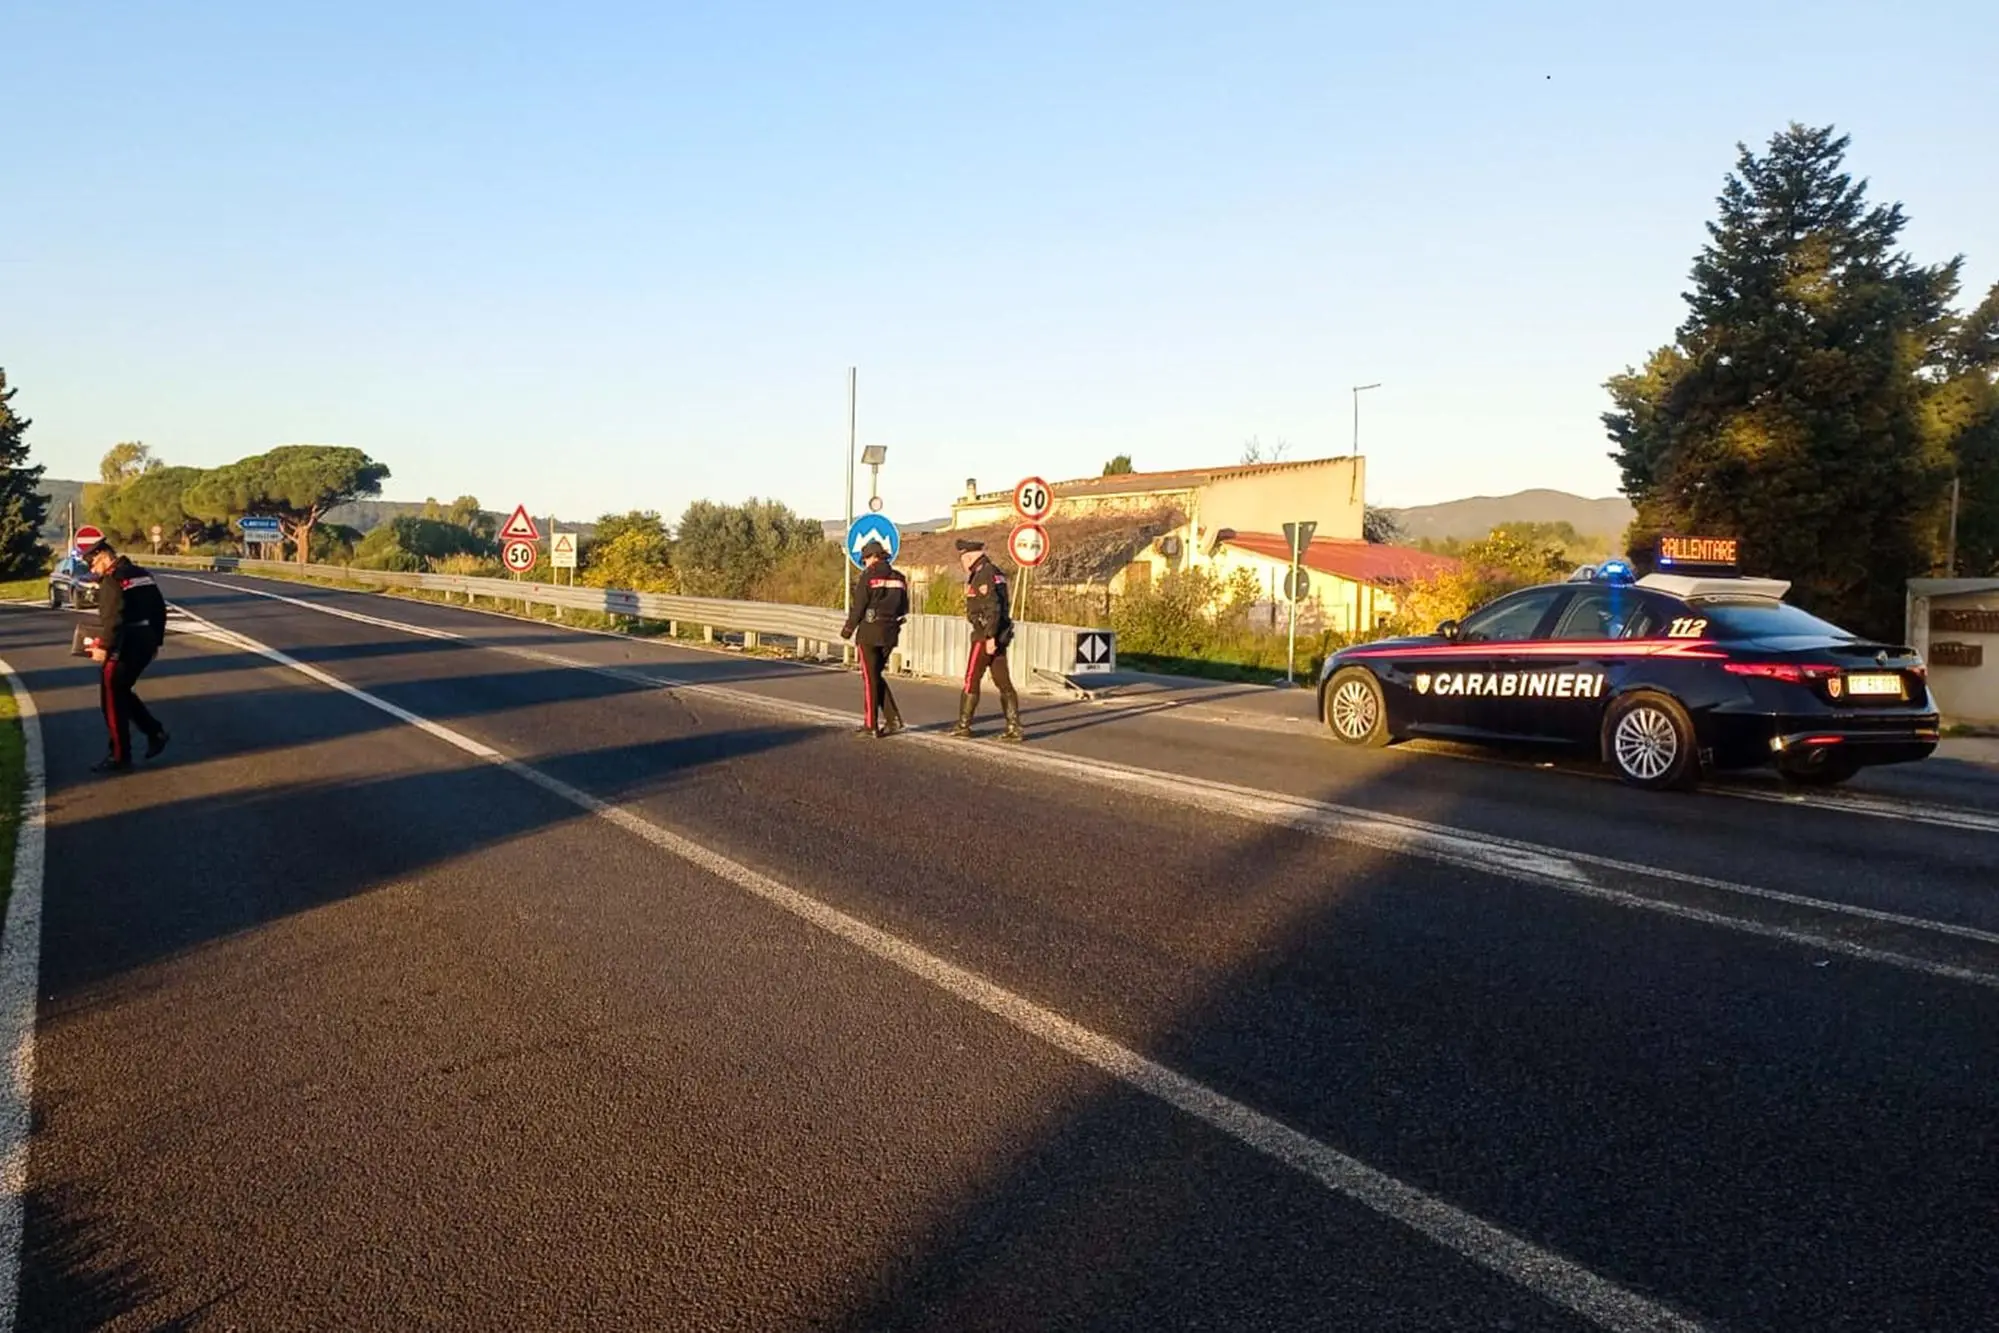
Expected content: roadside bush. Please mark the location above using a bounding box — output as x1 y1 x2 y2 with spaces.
749 541 845 609
433 552 504 578
1107 568 1360 682
582 522 678 594
310 522 362 563
351 526 422 572
1385 529 1569 634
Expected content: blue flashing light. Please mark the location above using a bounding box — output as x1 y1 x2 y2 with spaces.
1596 558 1635 585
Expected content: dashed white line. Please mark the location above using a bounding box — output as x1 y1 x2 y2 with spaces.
165 608 1708 1332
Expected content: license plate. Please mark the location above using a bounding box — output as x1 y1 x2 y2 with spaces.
1845 673 1903 697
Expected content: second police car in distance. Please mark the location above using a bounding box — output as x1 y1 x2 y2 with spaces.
1317 536 1940 790
48 550 100 609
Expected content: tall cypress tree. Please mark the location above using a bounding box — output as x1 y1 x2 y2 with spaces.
1934 284 1999 577
1604 124 1961 638
0 370 51 579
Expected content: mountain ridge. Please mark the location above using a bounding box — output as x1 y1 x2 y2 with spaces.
1384 489 1634 544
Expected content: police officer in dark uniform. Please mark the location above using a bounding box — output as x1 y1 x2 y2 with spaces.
82 536 170 772
952 539 1023 742
840 539 909 738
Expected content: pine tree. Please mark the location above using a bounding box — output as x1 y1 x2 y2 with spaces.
0 370 51 579
1605 124 1961 638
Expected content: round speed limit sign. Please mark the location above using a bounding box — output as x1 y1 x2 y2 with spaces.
502 539 538 573
1008 521 1050 568
1012 476 1053 522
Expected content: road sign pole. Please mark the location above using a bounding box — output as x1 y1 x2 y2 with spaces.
1287 533 1299 685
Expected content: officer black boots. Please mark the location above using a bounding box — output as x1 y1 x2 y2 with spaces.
880 698 904 737
1000 696 1025 743
951 694 976 738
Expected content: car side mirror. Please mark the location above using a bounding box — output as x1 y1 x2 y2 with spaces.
1437 620 1460 642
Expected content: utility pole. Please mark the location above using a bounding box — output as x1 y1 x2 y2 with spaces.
843 367 857 617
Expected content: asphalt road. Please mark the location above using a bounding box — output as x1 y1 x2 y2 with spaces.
4 572 1997 1332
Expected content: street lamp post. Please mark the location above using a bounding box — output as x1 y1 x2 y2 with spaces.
1352 382 1381 454
843 367 857 615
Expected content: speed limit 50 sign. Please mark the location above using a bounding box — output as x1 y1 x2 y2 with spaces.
1013 476 1053 522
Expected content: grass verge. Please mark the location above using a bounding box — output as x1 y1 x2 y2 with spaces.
1117 652 1302 686
0 688 24 917
0 576 49 603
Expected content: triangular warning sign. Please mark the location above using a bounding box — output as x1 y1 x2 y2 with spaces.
551 532 576 555
500 505 540 542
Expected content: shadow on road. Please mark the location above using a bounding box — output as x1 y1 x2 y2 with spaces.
815 765 1999 1331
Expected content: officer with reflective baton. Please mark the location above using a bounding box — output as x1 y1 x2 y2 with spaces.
73 535 170 773
951 538 1024 742
840 539 909 738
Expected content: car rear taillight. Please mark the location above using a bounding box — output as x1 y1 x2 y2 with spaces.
1722 662 1842 683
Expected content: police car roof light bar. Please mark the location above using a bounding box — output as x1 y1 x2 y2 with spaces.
1595 558 1635 584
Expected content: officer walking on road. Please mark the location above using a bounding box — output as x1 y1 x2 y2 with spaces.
951 539 1024 743
840 539 909 738
82 536 170 773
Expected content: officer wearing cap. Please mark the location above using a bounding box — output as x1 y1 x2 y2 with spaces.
840 539 909 738
952 539 1023 742
80 535 170 772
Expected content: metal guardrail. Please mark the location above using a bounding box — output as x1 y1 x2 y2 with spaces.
148 554 1117 695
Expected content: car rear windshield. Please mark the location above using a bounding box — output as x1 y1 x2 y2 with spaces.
1689 598 1853 640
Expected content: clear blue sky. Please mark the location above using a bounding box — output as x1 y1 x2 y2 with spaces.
6 1 1995 526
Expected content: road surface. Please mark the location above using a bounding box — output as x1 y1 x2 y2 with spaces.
2 571 1995 1331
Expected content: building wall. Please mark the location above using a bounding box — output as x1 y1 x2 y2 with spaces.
952 487 1198 530
1193 457 1366 545
1913 589 1999 725
949 456 1366 536
950 496 1020 529
1202 543 1401 635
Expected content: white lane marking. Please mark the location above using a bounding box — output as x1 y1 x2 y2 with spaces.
1713 784 1999 835
161 579 1999 984
164 609 1706 1332
168 574 461 641
0 661 48 1333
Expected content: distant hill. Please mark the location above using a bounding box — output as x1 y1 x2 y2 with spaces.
324 498 596 538
37 477 88 543
1385 490 1634 545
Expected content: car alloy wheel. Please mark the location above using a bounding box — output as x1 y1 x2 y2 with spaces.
1613 704 1678 782
1330 678 1379 742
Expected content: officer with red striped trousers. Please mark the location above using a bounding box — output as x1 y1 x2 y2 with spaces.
839 540 908 738
952 539 1024 742
81 535 170 773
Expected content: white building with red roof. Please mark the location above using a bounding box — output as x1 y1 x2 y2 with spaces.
924 455 1457 632
1207 529 1460 634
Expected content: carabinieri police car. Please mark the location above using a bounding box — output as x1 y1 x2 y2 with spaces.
1317 536 1941 790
